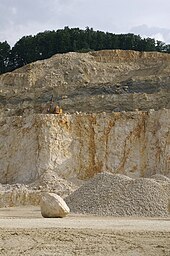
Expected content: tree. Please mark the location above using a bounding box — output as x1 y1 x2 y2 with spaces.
156 40 166 52
164 44 170 53
143 38 156 51
0 27 169 75
0 41 10 74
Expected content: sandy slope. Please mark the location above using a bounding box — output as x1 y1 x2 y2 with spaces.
0 207 169 256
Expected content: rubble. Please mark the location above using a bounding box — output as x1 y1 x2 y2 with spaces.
65 172 169 217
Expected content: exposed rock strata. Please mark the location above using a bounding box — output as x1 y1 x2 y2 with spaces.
0 185 41 207
0 50 169 209
0 50 170 117
0 172 77 207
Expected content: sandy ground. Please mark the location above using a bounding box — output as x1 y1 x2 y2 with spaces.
0 207 170 256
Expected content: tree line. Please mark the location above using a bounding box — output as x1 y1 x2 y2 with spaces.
0 27 170 74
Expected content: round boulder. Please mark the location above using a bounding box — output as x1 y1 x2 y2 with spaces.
40 192 70 218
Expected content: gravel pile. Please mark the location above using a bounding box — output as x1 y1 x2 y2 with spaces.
30 170 78 198
65 172 169 217
151 174 170 182
150 174 170 213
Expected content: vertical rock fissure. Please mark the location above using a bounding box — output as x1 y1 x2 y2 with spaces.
104 119 115 172
87 115 98 178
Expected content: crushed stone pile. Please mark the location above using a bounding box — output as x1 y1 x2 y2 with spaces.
151 174 170 182
65 172 169 217
151 174 170 212
29 170 78 197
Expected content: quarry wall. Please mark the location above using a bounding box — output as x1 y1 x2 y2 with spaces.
0 109 169 184
0 50 170 117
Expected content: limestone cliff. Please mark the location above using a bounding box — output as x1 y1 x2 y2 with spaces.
0 50 170 117
0 50 170 186
0 109 169 184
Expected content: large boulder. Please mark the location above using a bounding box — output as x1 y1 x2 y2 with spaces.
40 192 70 218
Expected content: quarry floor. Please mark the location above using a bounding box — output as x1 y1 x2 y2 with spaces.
0 207 170 256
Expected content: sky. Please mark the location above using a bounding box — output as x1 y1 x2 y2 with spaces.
0 0 170 46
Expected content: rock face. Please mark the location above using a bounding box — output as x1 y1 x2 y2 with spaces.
40 193 70 218
0 185 41 207
0 109 169 184
0 50 170 187
0 171 77 207
0 50 170 117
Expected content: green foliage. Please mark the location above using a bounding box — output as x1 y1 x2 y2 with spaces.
0 27 170 74
0 41 10 74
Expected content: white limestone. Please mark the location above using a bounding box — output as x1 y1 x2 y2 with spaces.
40 193 70 218
0 109 169 184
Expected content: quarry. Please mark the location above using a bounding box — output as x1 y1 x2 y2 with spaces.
0 50 170 255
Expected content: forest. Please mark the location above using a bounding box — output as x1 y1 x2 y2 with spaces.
0 27 170 74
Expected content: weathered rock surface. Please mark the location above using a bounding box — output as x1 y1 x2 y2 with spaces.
0 50 170 117
40 192 70 218
0 50 169 208
0 184 41 207
0 109 169 184
0 170 77 207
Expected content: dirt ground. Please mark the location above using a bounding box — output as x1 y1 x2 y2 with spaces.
0 207 170 256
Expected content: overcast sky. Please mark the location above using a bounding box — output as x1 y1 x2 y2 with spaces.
0 0 170 46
